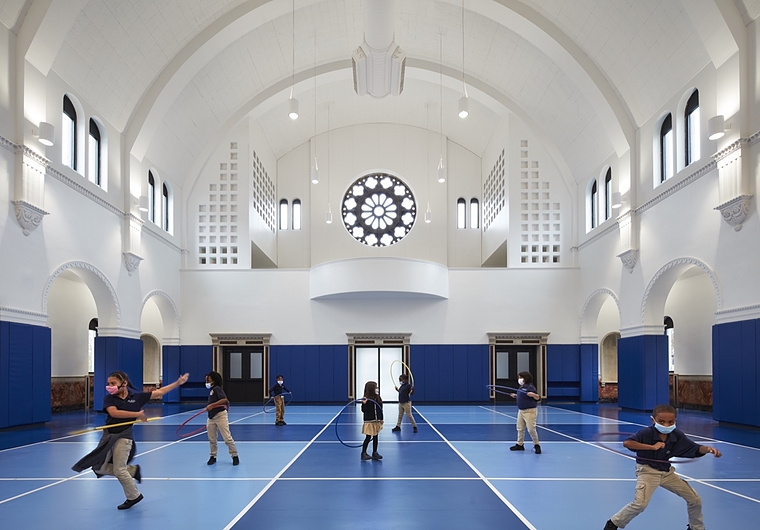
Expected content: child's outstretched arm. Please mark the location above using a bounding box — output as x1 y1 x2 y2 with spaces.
699 445 722 457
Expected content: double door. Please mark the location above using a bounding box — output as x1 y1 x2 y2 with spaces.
354 346 402 402
223 346 264 403
494 346 538 402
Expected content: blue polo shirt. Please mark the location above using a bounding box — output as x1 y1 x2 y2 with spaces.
102 391 152 437
627 425 705 471
398 382 413 403
515 384 538 410
207 385 229 419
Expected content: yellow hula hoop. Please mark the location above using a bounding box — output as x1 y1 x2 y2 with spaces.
389 359 415 388
69 416 163 436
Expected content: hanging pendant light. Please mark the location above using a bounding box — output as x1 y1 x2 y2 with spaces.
458 0 469 119
311 35 319 183
425 202 432 223
287 0 299 120
438 32 446 183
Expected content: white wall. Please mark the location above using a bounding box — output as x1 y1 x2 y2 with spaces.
47 273 96 376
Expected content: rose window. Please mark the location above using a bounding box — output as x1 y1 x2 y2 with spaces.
341 173 417 247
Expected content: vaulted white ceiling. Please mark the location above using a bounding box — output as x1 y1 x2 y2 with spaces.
7 0 752 188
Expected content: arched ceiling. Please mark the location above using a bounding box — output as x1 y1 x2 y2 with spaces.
7 0 750 188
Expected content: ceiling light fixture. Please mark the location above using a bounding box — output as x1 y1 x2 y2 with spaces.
458 0 469 119
437 31 446 183
326 103 332 224
288 0 299 120
311 35 319 184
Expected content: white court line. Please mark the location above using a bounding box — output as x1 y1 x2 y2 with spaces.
414 406 538 530
221 409 342 530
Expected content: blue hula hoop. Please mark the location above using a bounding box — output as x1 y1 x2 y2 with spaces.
263 392 292 413
334 398 384 449
487 384 526 395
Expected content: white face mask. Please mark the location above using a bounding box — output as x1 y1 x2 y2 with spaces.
278 380 283 385
518 378 525 386
375 388 380 394
205 383 212 389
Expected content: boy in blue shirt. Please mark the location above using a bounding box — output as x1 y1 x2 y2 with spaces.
509 371 541 453
391 373 417 433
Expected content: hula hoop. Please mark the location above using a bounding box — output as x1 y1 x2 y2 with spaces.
487 384 526 396
592 431 699 464
263 392 292 413
390 360 415 388
69 416 163 436
175 405 228 438
334 398 384 449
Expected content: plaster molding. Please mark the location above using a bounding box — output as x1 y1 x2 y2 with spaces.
714 304 760 324
45 163 125 217
0 306 49 326
1 134 19 154
620 325 665 338
123 252 143 276
714 194 753 231
141 290 181 341
98 327 142 339
42 261 121 326
635 160 716 215
579 288 621 341
617 249 638 273
12 200 48 236
575 220 619 250
141 222 184 253
711 137 747 163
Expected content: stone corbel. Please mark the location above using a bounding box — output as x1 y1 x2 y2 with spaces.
12 200 48 235
617 249 639 273
715 194 753 231
123 252 144 276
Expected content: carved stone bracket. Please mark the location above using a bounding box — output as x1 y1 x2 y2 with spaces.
12 200 48 236
617 249 639 273
715 194 753 231
123 252 144 276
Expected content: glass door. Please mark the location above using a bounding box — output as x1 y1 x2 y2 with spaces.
223 346 264 403
355 346 402 402
495 346 537 402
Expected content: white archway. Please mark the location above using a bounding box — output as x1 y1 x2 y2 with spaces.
140 290 181 342
43 261 121 329
579 288 621 341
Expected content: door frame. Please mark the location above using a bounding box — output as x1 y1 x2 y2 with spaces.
209 333 271 402
347 333 411 400
488 332 549 399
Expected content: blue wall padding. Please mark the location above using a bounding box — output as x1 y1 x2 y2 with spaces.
0 321 51 428
410 344 489 402
270 345 348 402
161 345 212 403
713 319 759 427
617 335 669 411
579 344 599 402
93 336 143 411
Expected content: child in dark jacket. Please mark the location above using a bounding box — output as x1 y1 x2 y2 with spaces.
360 380 384 461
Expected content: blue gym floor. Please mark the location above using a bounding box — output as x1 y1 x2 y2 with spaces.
1 403 759 529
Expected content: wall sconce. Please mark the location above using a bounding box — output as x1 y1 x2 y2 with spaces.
138 196 149 212
35 122 56 146
611 192 622 209
708 115 730 140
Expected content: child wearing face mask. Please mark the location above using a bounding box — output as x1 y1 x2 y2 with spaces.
603 404 721 530
391 373 417 433
509 371 542 454
360 380 384 461
205 371 239 466
269 375 290 426
72 370 188 510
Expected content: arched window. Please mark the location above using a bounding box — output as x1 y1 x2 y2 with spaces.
589 179 598 229
470 198 480 229
292 199 302 230
664 316 675 371
162 182 172 233
456 198 466 229
685 90 700 166
279 199 289 230
603 168 612 221
147 171 156 223
62 95 78 170
88 318 98 373
88 118 102 186
660 113 673 183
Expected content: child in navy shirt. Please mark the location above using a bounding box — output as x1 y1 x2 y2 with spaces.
509 371 541 454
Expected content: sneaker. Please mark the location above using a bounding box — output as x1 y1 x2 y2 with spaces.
207 456 216 465
603 520 618 530
117 494 143 510
371 452 383 460
360 452 372 461
281 421 287 425
133 464 142 484
232 456 239 466
391 426 401 432
534 445 542 454
413 426 418 433
509 444 525 451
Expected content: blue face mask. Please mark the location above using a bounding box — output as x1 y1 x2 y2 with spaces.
653 419 676 434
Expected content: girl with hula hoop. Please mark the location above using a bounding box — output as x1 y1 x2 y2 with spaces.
360 381 384 461
204 371 239 466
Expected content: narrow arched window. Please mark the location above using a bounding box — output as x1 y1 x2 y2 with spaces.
470 198 480 229
685 90 700 166
87 318 98 373
279 199 289 230
292 199 302 230
62 95 77 170
660 113 673 182
603 168 612 221
664 316 675 372
456 198 466 229
147 171 156 223
162 182 171 233
590 180 598 229
88 118 101 186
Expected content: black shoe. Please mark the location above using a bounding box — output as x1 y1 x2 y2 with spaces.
603 520 618 530
509 444 525 451
360 452 372 461
133 464 142 484
232 456 239 466
117 494 143 510
207 456 216 465
371 452 383 460
413 426 418 433
281 421 286 425
391 426 401 432
534 445 542 454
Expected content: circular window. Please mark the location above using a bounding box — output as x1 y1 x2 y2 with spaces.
341 173 417 247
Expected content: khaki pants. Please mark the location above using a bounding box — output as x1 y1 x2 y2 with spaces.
396 401 417 427
612 464 704 530
275 395 285 423
516 408 539 445
98 437 140 501
206 410 238 457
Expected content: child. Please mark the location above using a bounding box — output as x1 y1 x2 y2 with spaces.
603 404 722 530
391 373 417 433
205 371 239 466
72 370 188 510
509 371 541 454
360 381 384 461
269 375 290 426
